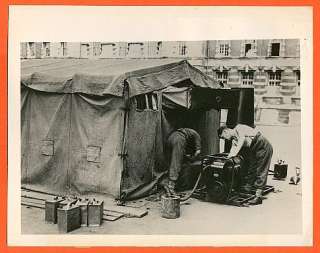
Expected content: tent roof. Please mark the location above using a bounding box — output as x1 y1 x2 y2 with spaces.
21 59 222 97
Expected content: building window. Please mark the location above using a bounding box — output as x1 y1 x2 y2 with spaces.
268 39 285 57
27 42 35 57
241 72 254 86
216 71 228 85
216 41 231 57
93 42 101 56
128 42 144 57
241 40 257 57
42 42 50 57
136 93 158 111
179 42 187 56
268 71 282 86
271 43 280 56
60 42 68 56
219 44 230 56
80 43 90 57
296 71 300 86
100 43 117 58
156 42 162 54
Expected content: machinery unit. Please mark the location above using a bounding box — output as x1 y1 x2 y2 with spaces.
201 153 243 203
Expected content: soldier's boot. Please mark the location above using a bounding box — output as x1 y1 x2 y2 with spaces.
168 180 178 197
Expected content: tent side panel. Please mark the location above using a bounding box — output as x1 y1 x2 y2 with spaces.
21 88 29 180
69 94 124 197
21 90 70 192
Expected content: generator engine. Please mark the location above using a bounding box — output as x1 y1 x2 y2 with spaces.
201 153 243 203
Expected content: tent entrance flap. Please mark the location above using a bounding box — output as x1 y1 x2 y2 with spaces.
162 86 191 109
120 96 163 199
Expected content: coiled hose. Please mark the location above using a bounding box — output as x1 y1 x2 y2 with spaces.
179 165 210 202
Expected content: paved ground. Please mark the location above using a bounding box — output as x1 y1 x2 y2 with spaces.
21 125 302 235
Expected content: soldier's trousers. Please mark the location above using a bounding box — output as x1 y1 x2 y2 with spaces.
246 132 273 189
166 132 187 181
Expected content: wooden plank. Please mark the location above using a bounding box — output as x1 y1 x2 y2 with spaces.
21 202 45 209
21 195 46 203
103 210 124 217
21 198 45 206
103 213 124 221
21 187 148 218
22 201 123 222
21 190 54 201
21 186 62 197
104 206 148 218
22 198 45 205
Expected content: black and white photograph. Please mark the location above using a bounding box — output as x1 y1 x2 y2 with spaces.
7 6 313 246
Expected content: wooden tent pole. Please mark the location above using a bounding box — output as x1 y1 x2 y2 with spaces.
66 93 73 191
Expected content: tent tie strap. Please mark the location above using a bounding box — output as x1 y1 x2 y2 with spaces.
118 153 128 158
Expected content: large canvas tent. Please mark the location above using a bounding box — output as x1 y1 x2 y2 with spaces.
21 59 254 200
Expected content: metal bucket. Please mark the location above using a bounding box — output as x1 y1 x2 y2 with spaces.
161 195 180 219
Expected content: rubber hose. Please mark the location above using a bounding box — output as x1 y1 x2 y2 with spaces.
180 165 210 202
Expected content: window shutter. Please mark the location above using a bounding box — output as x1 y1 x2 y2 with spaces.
267 40 272 56
280 39 286 57
240 41 245 57
215 41 220 56
253 40 257 55
296 42 300 57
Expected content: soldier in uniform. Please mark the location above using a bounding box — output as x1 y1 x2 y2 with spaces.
217 124 273 205
163 128 201 196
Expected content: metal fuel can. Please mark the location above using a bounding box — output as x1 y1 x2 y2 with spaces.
57 203 81 233
45 196 64 224
88 199 104 226
76 198 90 227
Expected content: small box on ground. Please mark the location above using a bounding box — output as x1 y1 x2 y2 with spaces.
88 199 104 226
57 203 81 233
45 196 64 224
274 163 288 180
